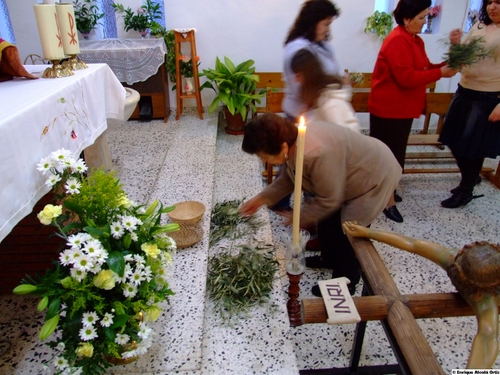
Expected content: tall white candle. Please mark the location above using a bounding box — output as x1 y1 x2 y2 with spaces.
292 116 306 246
33 4 65 61
56 3 80 55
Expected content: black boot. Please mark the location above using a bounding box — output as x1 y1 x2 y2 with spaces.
451 176 481 194
441 192 473 208
383 205 403 223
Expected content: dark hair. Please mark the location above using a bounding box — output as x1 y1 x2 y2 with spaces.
393 0 431 26
479 0 494 26
285 0 340 44
242 114 298 156
291 49 343 109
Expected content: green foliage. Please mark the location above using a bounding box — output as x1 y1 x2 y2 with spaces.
209 199 264 247
207 244 279 319
364 11 393 40
14 150 178 374
73 0 104 33
199 56 266 121
443 37 496 70
112 0 162 32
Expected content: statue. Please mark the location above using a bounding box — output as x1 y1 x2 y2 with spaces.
342 221 500 369
0 38 37 82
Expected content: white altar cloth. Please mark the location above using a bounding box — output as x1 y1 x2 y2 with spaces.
0 63 125 242
79 38 167 84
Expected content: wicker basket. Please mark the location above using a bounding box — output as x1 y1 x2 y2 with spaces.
168 201 205 225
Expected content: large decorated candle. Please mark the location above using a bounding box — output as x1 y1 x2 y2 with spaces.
292 116 306 246
56 3 80 55
33 4 65 61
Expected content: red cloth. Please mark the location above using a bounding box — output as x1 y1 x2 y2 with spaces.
368 25 444 119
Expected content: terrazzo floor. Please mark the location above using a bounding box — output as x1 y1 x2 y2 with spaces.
1 109 500 374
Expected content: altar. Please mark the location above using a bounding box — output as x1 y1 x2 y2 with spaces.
0 63 125 242
79 38 171 121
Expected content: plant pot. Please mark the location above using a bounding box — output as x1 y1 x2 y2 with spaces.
223 106 247 135
80 30 91 40
138 29 149 39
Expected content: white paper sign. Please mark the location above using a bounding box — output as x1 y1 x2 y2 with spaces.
318 277 361 325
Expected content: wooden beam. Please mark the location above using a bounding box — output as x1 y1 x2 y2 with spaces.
302 292 480 324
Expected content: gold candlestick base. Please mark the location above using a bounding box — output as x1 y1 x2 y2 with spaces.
43 60 74 78
62 55 88 71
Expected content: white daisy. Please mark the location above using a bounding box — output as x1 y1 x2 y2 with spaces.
82 311 99 327
59 250 73 266
67 248 84 265
83 239 104 257
122 283 137 298
129 269 145 286
56 342 65 351
110 221 125 239
67 233 86 249
73 254 94 272
54 357 69 370
46 173 62 187
134 338 152 355
88 263 102 274
79 326 98 341
71 158 87 174
114 263 132 284
100 313 114 327
133 254 146 267
143 265 153 282
114 333 130 345
70 267 87 282
138 322 153 340
123 254 134 262
37 156 55 174
64 178 81 195
130 232 138 242
121 215 141 232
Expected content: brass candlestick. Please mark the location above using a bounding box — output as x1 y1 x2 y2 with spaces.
42 59 73 78
62 54 88 71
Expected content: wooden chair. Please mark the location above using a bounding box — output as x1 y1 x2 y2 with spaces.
253 72 285 184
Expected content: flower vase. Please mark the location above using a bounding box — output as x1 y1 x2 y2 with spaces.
184 77 194 94
139 29 149 39
425 18 433 33
80 30 91 40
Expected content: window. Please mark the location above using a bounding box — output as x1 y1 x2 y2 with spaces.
0 0 15 43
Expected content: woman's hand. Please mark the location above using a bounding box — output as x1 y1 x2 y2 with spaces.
449 28 463 45
239 195 266 217
489 103 500 122
440 65 459 78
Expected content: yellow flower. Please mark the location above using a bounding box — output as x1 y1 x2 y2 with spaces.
37 204 62 225
144 305 162 322
93 270 116 290
118 194 132 208
75 342 94 358
141 242 160 258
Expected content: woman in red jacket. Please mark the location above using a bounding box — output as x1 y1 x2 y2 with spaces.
368 0 458 222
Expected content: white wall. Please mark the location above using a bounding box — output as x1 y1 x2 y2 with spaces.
7 0 470 129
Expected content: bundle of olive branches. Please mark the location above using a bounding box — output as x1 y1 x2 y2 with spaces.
443 36 495 70
209 199 264 247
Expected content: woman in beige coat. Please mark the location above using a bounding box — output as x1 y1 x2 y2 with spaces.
240 114 401 296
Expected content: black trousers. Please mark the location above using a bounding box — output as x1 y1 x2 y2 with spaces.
454 153 484 195
369 114 413 169
318 209 360 285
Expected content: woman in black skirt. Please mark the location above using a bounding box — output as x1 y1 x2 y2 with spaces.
439 0 500 208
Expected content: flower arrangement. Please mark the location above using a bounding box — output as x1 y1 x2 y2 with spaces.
73 0 104 34
428 4 441 19
112 0 162 32
13 149 179 375
179 55 200 78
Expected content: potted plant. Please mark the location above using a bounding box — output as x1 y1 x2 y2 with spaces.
364 10 393 40
199 56 265 135
73 0 104 39
13 149 179 375
112 0 162 37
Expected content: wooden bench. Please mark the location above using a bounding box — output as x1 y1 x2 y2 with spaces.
254 72 286 184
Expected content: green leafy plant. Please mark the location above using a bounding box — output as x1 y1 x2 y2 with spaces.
443 37 496 70
73 0 104 33
112 0 162 32
199 56 266 121
364 11 393 40
13 149 179 375
209 199 264 247
207 244 279 319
